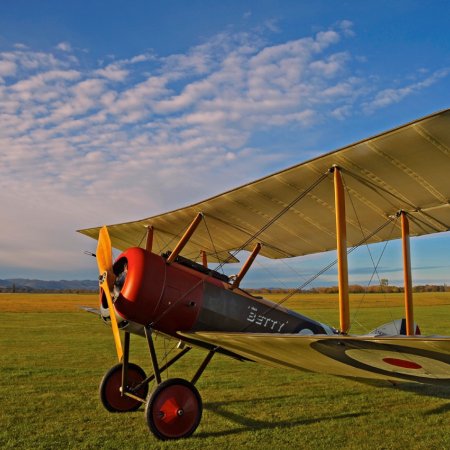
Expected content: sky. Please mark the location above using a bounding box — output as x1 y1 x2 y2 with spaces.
0 0 449 287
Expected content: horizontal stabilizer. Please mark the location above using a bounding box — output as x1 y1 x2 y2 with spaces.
368 319 421 336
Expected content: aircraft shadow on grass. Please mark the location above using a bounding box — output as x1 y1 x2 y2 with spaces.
347 376 450 397
350 378 450 415
393 383 450 415
195 395 367 439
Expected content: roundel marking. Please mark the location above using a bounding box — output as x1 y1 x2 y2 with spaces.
310 339 450 385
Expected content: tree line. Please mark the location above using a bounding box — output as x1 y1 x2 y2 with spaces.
249 284 449 294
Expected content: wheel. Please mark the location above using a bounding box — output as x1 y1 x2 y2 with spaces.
145 378 202 440
99 363 148 412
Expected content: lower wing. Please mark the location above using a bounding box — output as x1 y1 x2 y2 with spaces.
181 332 450 386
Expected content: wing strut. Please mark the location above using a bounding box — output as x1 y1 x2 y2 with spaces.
201 250 208 268
145 225 154 252
400 211 415 335
231 242 262 289
167 213 203 263
333 166 350 333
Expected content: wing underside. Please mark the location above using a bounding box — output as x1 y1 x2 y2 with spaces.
181 332 450 385
78 109 450 262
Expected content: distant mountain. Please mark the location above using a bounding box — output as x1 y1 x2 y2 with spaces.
0 278 98 292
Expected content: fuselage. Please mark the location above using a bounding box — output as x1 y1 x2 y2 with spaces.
99 247 335 341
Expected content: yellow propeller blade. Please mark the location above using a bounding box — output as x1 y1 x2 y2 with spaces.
96 226 113 276
97 226 123 362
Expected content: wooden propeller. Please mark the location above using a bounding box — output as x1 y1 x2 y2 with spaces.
96 226 123 361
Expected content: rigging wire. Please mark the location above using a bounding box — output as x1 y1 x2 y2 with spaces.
341 167 448 232
285 215 396 302
254 257 306 291
252 256 333 326
213 171 330 273
159 336 180 381
159 221 194 255
340 167 416 212
350 216 399 333
237 215 397 333
202 214 226 273
407 213 441 234
149 171 330 329
137 227 147 249
150 279 204 328
342 172 398 332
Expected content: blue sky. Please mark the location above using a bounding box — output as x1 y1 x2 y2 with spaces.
0 1 449 287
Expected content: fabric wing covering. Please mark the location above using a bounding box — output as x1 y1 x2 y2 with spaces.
78 109 450 263
180 332 450 385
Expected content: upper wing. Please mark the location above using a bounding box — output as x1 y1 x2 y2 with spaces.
78 109 450 262
181 331 450 385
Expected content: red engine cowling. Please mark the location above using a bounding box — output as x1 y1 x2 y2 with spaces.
112 248 205 335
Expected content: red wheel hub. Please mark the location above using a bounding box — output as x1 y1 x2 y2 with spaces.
152 384 200 438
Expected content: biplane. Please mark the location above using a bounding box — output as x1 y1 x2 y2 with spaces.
79 109 450 440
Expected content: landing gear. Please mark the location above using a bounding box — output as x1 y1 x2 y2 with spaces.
145 378 202 440
99 329 214 440
99 362 148 412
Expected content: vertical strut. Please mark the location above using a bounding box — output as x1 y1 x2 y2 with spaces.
400 211 415 335
145 326 161 384
167 213 203 264
121 331 131 397
201 250 208 268
145 226 154 252
231 243 262 289
333 167 350 334
141 347 192 387
191 350 215 385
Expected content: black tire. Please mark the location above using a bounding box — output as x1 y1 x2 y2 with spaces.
99 363 148 412
145 378 202 440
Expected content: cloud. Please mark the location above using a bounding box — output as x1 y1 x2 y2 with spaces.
56 42 72 52
10 69 80 93
95 63 129 81
338 19 355 37
0 24 448 279
363 68 450 112
0 60 17 79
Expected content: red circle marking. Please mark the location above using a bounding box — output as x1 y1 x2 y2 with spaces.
382 357 422 370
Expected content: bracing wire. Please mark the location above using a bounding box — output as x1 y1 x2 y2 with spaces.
342 172 399 331
213 171 330 273
340 167 416 212
350 242 393 332
350 214 399 333
341 167 448 232
137 227 147 248
202 215 226 272
284 216 396 303
237 215 397 332
150 171 330 329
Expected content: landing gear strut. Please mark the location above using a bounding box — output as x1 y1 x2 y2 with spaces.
99 328 215 440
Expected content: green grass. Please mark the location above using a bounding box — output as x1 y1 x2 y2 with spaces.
0 293 449 449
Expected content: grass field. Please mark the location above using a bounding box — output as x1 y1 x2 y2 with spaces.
0 292 449 449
